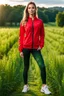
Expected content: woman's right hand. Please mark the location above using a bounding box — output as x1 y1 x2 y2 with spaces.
20 52 24 58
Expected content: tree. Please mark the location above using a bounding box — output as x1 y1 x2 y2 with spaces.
43 9 59 22
38 9 49 23
56 12 64 27
0 5 5 26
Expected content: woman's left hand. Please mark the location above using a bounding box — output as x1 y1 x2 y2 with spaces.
37 46 41 50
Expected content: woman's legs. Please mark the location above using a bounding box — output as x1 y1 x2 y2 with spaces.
22 48 51 94
22 48 46 84
32 49 46 84
22 48 30 85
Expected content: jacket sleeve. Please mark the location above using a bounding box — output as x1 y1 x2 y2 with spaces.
39 20 45 49
18 23 24 52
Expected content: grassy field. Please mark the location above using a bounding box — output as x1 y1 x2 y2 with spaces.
0 25 64 96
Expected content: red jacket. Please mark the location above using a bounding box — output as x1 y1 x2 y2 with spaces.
18 16 45 52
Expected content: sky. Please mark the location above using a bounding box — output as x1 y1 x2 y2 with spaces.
0 0 64 8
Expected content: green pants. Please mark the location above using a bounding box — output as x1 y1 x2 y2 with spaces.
22 48 46 84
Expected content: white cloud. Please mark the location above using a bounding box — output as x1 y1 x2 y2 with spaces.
9 0 24 1
4 0 64 7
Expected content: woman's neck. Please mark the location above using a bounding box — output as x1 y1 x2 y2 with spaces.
29 15 35 20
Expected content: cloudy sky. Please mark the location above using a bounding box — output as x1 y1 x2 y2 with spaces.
0 0 64 7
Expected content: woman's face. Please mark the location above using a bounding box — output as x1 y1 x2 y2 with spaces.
27 4 36 16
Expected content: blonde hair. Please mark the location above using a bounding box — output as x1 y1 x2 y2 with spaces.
20 1 38 26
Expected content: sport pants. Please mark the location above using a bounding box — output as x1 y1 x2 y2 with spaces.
22 48 46 84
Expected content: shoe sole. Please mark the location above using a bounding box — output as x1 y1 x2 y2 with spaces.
41 90 51 95
22 88 29 93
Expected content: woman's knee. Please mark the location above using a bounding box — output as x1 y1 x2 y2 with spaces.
39 62 46 70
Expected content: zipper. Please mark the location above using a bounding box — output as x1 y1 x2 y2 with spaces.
32 20 34 49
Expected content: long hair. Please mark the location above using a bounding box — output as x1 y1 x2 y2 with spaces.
20 1 38 26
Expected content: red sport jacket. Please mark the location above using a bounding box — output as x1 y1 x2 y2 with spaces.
18 16 45 52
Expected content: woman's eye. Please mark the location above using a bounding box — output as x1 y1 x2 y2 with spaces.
28 7 31 9
32 7 34 9
28 7 35 9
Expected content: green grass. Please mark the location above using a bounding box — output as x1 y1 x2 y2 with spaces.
44 22 56 27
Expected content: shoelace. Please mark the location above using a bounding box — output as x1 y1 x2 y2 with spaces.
44 86 50 92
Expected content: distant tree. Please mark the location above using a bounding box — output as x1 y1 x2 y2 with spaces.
7 5 24 26
4 4 12 22
43 9 59 22
0 4 25 26
0 4 63 26
13 5 25 22
56 12 64 27
38 9 49 23
0 5 5 26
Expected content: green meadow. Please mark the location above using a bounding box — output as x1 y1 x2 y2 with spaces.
0 24 64 96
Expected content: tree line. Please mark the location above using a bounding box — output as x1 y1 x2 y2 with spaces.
0 4 64 26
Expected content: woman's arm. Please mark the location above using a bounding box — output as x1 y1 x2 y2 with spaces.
18 23 24 53
39 20 45 49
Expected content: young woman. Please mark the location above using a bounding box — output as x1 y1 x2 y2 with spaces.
18 1 51 95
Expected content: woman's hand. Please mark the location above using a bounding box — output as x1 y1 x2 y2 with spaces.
20 52 24 58
37 46 41 50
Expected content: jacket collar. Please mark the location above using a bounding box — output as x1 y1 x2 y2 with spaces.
28 16 37 21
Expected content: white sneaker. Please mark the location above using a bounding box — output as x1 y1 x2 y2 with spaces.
22 85 29 93
40 85 51 94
